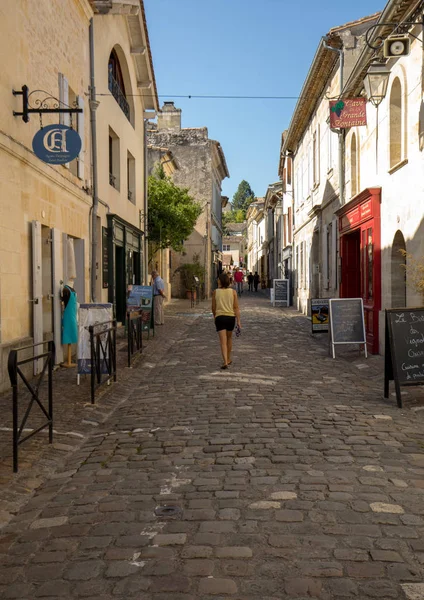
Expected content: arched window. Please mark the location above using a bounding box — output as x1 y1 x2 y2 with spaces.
350 133 358 197
389 78 402 168
391 230 406 308
108 49 130 121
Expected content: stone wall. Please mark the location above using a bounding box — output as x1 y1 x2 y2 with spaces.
147 127 214 297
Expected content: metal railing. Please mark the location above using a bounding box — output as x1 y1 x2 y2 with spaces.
7 340 54 472
108 72 130 121
89 320 117 404
127 310 143 367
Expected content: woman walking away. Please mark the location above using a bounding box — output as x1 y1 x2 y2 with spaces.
212 273 241 370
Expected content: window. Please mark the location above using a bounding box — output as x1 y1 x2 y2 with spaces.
287 157 292 185
109 127 120 190
287 207 292 244
58 74 84 178
127 151 135 203
327 120 332 172
350 133 359 197
308 144 313 194
223 244 230 251
108 49 130 121
389 77 402 169
313 127 320 186
295 244 299 289
300 242 304 288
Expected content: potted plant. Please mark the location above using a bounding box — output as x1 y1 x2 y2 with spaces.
175 261 205 300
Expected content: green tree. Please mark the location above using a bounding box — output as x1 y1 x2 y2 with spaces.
222 209 245 228
232 180 255 213
148 166 202 257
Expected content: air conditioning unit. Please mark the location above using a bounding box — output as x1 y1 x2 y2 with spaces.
383 35 410 58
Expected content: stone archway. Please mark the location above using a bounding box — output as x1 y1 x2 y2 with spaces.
391 230 406 308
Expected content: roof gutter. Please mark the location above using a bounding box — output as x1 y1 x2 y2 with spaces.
283 36 339 154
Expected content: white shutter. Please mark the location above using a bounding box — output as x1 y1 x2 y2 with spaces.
32 221 43 374
77 95 84 179
63 77 70 126
58 73 64 125
323 225 328 290
52 228 64 364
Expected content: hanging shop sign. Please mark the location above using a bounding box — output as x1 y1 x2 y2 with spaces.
329 98 367 129
384 308 424 408
32 124 81 165
329 298 367 359
311 298 329 333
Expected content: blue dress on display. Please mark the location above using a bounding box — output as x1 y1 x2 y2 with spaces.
62 285 78 344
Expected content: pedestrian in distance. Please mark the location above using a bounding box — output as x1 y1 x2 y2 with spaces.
151 270 166 325
234 267 244 297
247 271 254 292
212 272 241 370
253 271 260 292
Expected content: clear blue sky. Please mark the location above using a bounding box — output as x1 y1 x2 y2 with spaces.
144 0 383 202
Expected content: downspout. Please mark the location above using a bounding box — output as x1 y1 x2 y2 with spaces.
322 36 345 206
143 118 148 283
89 18 99 302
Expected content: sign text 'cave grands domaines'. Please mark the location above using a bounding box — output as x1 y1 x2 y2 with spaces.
329 98 367 129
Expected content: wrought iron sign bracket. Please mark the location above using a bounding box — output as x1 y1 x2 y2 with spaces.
12 85 82 123
365 14 424 50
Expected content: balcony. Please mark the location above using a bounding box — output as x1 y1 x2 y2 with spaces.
108 72 130 121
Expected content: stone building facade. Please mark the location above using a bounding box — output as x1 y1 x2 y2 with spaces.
246 199 266 280
281 0 423 354
282 13 379 319
222 223 247 269
0 0 158 391
147 102 229 298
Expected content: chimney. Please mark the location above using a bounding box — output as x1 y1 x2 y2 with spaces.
157 101 182 130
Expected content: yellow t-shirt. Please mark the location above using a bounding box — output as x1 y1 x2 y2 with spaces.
215 288 235 317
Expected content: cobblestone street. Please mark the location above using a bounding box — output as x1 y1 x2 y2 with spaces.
2 292 424 599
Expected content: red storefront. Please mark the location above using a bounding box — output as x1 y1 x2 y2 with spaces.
336 188 381 354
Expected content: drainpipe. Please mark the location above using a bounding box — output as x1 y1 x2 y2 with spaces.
322 36 345 206
89 18 99 302
143 118 148 283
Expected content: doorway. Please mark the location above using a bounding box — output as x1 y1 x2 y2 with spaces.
341 229 361 298
115 245 125 323
391 230 406 308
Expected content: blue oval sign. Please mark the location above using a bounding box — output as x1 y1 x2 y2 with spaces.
32 124 81 165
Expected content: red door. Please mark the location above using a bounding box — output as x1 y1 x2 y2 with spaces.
361 225 379 354
341 230 361 298
337 188 381 354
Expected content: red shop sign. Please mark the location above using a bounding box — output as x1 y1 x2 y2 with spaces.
330 98 367 129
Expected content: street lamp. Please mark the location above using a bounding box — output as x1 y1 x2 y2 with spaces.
363 61 391 107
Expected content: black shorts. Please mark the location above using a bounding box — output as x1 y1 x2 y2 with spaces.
215 316 236 332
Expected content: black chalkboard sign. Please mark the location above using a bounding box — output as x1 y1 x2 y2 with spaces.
273 279 289 307
329 298 367 358
384 308 424 408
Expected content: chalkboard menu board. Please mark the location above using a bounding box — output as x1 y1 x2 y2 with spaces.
329 298 367 358
273 279 289 307
311 298 329 333
384 308 424 408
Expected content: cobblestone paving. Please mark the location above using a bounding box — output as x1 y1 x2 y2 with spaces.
0 300 196 526
1 292 424 599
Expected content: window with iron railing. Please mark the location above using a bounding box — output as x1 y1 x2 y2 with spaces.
108 49 130 122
